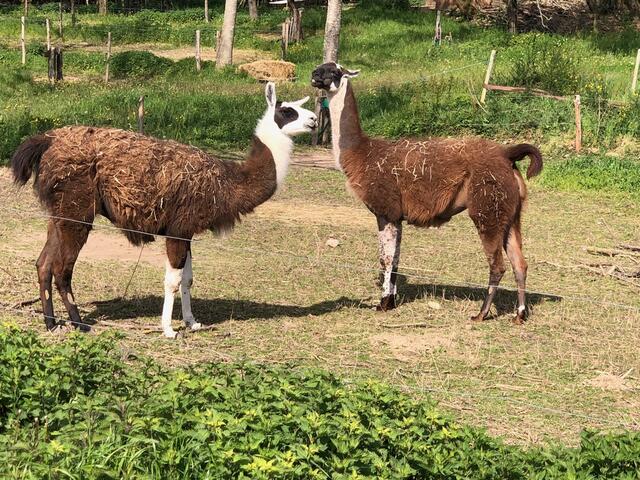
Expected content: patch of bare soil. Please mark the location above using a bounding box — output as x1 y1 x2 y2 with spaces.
371 331 454 362
586 372 635 391
255 201 372 228
76 43 270 64
21 230 167 268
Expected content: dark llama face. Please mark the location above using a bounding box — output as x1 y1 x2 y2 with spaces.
311 62 360 92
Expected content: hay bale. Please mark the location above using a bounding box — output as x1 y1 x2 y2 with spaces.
238 60 296 82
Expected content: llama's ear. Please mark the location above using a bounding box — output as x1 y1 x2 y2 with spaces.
265 82 277 108
290 96 310 107
343 69 360 79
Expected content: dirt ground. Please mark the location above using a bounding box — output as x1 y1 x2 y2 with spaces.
1 158 639 446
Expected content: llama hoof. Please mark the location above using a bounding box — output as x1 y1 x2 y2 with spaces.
163 329 179 339
470 314 485 322
511 315 526 325
76 322 91 333
188 322 202 331
376 295 396 312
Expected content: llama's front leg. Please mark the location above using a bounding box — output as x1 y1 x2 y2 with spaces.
376 216 402 311
161 259 182 339
180 251 201 331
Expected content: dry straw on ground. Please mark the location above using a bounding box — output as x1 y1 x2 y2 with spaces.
238 60 296 82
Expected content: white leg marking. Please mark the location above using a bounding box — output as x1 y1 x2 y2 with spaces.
161 259 182 338
378 220 402 296
180 252 201 331
518 305 526 314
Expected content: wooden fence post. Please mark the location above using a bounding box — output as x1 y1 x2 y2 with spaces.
46 18 51 51
204 0 209 23
632 48 640 94
215 30 221 52
195 29 201 71
21 16 26 65
48 46 63 83
105 31 111 83
137 96 145 134
574 95 582 153
58 2 63 39
24 0 28 17
281 20 289 59
434 10 441 46
480 49 496 105
71 0 76 27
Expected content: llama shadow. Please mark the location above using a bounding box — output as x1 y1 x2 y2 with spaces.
83 295 358 326
395 279 561 317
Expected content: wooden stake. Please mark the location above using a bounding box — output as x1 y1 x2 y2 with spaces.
46 18 51 51
58 2 63 39
632 48 640 94
195 29 201 71
204 0 209 23
71 0 76 27
21 16 26 65
24 0 28 17
215 30 221 52
434 10 441 46
105 31 111 83
137 96 145 134
574 94 582 153
480 49 496 105
281 20 289 59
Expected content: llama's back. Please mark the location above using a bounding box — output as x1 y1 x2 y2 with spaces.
18 126 239 244
346 136 521 227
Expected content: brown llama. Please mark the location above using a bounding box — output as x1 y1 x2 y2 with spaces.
311 63 543 324
12 82 317 338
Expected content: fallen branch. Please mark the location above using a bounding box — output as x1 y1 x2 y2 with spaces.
585 247 640 258
381 322 430 329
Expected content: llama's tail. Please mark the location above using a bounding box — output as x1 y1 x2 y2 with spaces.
504 143 543 180
11 134 52 186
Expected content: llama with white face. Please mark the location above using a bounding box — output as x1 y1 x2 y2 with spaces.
12 82 317 338
312 63 542 324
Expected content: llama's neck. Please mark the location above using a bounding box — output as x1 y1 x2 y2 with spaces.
327 80 365 171
254 112 294 189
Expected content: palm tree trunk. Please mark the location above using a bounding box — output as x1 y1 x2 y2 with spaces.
323 0 341 63
216 0 238 68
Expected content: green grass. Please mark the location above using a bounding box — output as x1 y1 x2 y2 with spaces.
1 325 639 479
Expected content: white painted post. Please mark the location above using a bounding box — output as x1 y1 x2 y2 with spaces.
574 95 582 153
46 18 51 51
631 48 640 94
195 29 201 71
105 31 111 83
480 49 496 105
21 16 26 65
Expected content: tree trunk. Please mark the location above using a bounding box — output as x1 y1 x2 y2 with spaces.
248 0 258 21
98 0 107 15
323 0 341 63
287 0 302 42
216 0 238 68
24 0 28 17
506 0 517 34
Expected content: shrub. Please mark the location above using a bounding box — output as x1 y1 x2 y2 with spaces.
109 50 174 79
0 325 639 478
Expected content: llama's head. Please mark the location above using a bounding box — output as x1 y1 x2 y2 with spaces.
262 82 317 137
311 62 360 93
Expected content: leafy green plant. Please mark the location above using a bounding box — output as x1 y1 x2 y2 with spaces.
110 51 174 79
0 325 639 479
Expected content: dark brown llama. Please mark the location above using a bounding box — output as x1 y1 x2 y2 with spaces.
311 63 543 324
12 82 317 338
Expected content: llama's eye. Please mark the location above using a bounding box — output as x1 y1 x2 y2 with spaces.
282 108 295 118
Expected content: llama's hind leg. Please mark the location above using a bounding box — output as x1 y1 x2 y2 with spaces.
36 221 58 331
376 216 402 311
180 250 201 331
504 223 527 325
51 222 91 332
471 232 506 322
